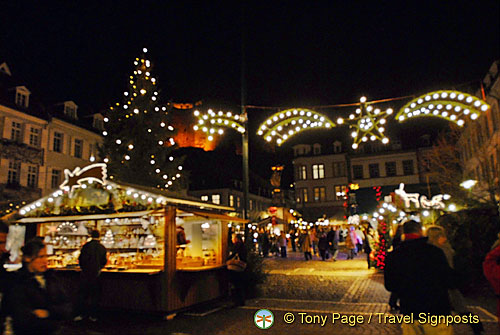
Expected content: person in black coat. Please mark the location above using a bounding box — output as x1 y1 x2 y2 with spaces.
4 238 72 335
75 229 107 321
227 234 247 306
384 221 457 333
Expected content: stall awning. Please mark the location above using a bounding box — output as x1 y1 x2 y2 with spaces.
177 209 249 223
16 210 158 224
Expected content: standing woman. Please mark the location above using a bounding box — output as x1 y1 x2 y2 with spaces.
300 231 312 261
227 234 248 306
364 228 376 269
4 238 72 335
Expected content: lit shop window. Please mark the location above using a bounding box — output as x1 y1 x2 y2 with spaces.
176 216 221 269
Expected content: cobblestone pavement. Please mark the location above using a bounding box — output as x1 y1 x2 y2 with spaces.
63 251 499 335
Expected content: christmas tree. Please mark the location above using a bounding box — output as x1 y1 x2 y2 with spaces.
100 48 184 190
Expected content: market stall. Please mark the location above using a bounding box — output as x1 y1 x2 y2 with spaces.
12 164 247 313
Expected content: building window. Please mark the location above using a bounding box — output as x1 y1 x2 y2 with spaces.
352 165 364 179
313 187 326 202
229 194 234 207
313 145 321 155
301 188 308 203
7 161 20 185
333 141 342 153
53 132 63 152
74 139 83 158
335 185 348 200
421 158 431 172
65 106 77 119
212 194 220 204
403 160 414 175
236 196 241 208
51 169 61 189
10 122 22 142
15 92 27 107
29 127 40 147
27 165 38 188
312 164 325 179
297 165 307 180
369 164 380 178
201 195 209 202
333 162 346 177
385 161 397 177
249 200 254 210
93 117 104 130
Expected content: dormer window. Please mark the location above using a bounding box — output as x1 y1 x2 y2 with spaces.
63 101 78 119
92 114 104 130
313 143 321 155
333 141 342 153
15 86 30 108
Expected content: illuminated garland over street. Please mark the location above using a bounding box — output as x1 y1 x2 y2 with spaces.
257 108 336 146
395 90 489 126
254 90 490 149
193 109 246 141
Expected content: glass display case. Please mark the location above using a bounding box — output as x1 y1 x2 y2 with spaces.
39 214 165 271
175 214 222 269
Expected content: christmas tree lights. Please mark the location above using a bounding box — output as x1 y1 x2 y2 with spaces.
100 48 183 190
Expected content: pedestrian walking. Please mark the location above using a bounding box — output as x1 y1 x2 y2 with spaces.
278 233 287 258
290 230 297 252
0 221 11 334
384 220 457 335
388 223 404 310
310 229 318 256
227 234 248 306
318 232 329 261
355 227 364 254
74 229 107 322
261 230 270 257
3 238 72 335
364 228 375 269
300 231 312 260
483 232 500 330
427 225 484 335
346 226 357 259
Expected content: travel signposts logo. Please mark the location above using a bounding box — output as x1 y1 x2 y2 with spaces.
254 309 274 329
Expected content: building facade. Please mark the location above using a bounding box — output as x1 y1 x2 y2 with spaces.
457 60 500 202
188 188 273 222
292 141 432 220
0 62 103 206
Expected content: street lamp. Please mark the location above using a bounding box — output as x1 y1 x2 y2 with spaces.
460 179 477 189
193 109 250 238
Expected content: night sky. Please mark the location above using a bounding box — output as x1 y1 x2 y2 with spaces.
1 1 499 181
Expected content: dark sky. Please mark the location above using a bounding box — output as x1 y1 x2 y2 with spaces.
1 1 499 182
1 1 498 110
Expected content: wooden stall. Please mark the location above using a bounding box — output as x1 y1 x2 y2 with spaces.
14 164 247 313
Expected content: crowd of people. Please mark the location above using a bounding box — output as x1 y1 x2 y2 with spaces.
0 224 108 335
254 224 379 268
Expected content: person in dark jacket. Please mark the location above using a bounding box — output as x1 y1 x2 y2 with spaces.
75 229 107 321
388 224 404 310
4 238 72 335
318 232 329 261
384 220 456 335
227 234 247 306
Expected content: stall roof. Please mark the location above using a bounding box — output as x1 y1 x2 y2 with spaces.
177 209 249 223
16 210 157 224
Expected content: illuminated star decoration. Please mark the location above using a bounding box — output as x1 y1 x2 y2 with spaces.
396 90 490 126
257 108 336 146
349 96 393 149
193 109 245 141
